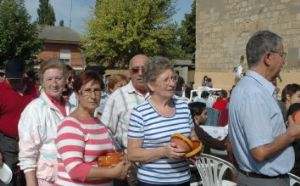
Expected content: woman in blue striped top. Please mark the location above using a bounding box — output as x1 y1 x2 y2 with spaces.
127 56 199 186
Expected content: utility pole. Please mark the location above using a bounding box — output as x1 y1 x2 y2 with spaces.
69 0 72 28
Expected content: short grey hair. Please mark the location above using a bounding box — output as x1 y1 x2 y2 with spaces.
39 59 67 82
143 56 174 93
246 30 282 67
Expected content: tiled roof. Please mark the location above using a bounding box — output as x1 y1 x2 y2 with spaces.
38 25 81 44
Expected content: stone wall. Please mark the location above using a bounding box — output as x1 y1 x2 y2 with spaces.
195 0 300 90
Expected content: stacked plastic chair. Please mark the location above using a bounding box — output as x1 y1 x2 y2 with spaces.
194 153 237 186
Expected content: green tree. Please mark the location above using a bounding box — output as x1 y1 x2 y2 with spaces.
37 0 56 26
178 0 195 58
83 0 178 68
0 0 42 67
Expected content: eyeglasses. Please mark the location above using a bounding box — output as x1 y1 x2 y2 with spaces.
0 72 5 77
161 76 178 84
271 51 287 60
130 67 144 74
79 88 101 96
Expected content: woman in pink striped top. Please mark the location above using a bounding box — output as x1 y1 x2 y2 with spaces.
55 71 130 186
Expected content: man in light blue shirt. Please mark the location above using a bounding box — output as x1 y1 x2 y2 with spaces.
229 30 300 186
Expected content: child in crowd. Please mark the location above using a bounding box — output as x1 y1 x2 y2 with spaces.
188 102 229 153
288 103 300 177
288 103 300 123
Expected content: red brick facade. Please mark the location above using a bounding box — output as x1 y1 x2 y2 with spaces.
37 43 85 68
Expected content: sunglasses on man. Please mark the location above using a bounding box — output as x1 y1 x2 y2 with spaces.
0 72 5 77
130 67 144 74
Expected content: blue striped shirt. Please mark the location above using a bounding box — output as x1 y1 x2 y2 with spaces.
128 98 193 184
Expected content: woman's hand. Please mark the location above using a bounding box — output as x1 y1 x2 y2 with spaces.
111 160 130 180
187 156 199 164
163 143 186 159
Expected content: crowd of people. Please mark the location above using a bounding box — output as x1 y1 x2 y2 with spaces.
0 30 300 186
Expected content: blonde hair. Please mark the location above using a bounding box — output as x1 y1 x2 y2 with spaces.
107 74 128 91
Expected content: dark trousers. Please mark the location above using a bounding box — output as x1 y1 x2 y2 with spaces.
237 171 289 186
0 133 25 186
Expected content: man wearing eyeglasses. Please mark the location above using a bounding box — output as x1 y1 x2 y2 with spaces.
228 30 300 186
101 54 149 149
0 59 38 186
101 54 149 186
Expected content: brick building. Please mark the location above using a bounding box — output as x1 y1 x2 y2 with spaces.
195 0 300 91
37 26 85 69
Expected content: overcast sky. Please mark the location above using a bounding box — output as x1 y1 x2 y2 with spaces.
24 0 194 34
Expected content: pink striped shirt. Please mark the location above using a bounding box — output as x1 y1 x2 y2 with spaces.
55 116 115 186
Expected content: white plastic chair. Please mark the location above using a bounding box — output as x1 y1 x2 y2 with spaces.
195 153 237 186
288 172 300 186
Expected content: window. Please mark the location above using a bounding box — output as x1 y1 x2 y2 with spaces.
60 49 71 64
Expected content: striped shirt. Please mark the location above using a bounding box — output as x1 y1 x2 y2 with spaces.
55 117 115 186
101 81 149 148
128 98 193 184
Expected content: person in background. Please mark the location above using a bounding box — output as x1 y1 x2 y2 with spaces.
62 65 76 100
278 83 300 122
182 84 192 100
104 74 111 90
188 102 228 153
288 103 300 121
206 77 213 88
55 71 130 185
66 65 76 90
279 84 300 177
127 56 198 186
0 59 38 186
175 70 185 97
18 59 73 186
107 74 128 93
0 66 5 83
25 69 40 96
201 75 208 86
101 54 149 186
97 73 128 116
233 55 246 83
213 89 229 126
288 102 300 177
229 30 300 186
189 101 236 168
